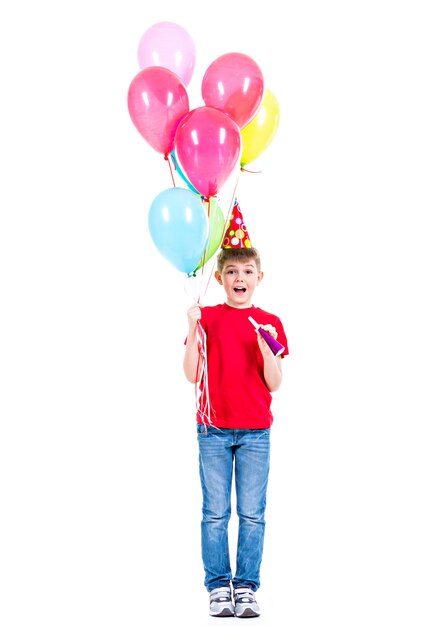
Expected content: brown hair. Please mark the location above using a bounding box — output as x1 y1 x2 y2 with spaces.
216 247 261 273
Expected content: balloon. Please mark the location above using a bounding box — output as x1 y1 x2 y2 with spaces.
194 197 225 271
174 106 242 198
240 88 280 166
137 21 196 86
127 67 189 156
201 52 264 128
170 150 200 194
148 187 209 274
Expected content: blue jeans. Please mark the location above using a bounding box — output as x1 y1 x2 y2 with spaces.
197 424 271 592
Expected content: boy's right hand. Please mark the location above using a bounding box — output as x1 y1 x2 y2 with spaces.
187 303 202 330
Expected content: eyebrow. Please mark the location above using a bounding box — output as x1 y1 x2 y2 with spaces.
224 264 256 270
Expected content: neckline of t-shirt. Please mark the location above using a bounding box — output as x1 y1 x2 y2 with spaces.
222 303 256 311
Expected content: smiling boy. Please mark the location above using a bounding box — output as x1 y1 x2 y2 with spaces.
183 210 289 618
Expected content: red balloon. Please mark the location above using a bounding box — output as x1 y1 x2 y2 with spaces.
127 67 189 156
174 106 242 198
201 52 264 128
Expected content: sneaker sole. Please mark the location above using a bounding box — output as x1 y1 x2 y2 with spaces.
235 607 260 618
210 607 235 617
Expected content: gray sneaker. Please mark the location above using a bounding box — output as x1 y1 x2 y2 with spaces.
209 586 234 617
233 587 260 618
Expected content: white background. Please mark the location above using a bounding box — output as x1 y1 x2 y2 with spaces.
1 1 428 625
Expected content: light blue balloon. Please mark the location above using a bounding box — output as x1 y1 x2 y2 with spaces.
148 187 209 274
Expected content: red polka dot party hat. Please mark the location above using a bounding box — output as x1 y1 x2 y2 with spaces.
222 199 252 249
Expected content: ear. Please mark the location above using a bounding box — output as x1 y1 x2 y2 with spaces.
256 271 264 285
214 271 223 285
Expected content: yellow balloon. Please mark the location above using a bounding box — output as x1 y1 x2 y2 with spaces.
240 89 280 166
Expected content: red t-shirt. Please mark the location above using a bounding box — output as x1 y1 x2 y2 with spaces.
196 303 288 429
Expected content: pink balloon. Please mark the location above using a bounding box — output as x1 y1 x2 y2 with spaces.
137 21 196 86
201 52 264 128
127 66 189 156
174 106 242 198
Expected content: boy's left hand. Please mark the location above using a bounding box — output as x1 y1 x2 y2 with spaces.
259 324 278 339
256 324 278 353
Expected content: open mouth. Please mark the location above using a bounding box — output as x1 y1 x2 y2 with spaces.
233 287 247 294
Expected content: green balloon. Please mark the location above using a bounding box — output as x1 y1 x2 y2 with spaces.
193 197 225 272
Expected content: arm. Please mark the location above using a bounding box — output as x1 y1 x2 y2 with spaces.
183 303 203 383
256 324 283 392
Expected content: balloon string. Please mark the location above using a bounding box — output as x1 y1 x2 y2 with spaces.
165 154 176 186
192 320 214 426
191 172 241 427
196 171 242 304
195 196 211 304
240 166 262 174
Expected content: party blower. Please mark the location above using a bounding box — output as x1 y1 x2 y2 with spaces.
248 316 286 357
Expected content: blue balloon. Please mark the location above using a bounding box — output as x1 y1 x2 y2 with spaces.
148 187 209 274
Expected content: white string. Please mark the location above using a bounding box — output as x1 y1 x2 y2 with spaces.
195 320 213 425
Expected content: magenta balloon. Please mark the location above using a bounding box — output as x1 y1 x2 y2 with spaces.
127 66 189 156
201 52 264 128
137 21 196 86
175 106 242 198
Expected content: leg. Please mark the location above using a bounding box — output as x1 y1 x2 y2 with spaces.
233 428 270 591
197 424 234 591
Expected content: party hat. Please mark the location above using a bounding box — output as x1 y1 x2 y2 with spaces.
222 199 252 249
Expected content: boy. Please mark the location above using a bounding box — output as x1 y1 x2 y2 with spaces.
183 206 288 618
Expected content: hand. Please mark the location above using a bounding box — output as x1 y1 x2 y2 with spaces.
187 303 202 330
259 324 278 339
256 324 278 354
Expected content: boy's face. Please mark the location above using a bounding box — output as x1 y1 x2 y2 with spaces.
215 259 263 308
